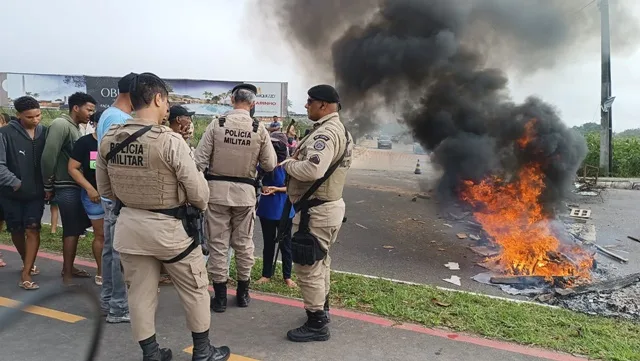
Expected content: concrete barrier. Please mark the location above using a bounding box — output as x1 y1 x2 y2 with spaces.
594 178 640 190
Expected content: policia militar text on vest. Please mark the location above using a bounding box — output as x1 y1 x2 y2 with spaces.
104 125 208 261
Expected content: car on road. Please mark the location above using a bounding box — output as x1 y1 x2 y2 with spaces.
377 135 393 149
413 142 427 155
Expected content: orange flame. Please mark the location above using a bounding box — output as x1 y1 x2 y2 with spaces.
460 120 593 282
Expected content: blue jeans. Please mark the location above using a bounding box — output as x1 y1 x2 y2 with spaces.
100 199 129 316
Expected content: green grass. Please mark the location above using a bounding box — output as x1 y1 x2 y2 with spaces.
2 225 639 361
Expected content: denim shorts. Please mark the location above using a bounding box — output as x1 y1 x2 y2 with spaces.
80 188 105 220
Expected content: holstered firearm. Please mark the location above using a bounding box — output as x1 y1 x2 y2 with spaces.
113 199 123 216
180 205 209 256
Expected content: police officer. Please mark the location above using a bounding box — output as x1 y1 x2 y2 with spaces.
279 84 353 342
96 73 230 361
194 84 276 313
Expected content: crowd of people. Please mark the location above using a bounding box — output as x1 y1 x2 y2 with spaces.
0 72 353 361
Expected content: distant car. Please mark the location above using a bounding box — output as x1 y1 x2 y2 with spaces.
377 135 393 149
413 143 427 155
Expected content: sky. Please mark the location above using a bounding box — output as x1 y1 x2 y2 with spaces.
1 0 638 132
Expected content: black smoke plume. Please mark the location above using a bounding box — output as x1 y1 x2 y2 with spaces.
255 0 638 211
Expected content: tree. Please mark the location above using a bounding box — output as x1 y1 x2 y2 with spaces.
616 128 640 138
287 99 293 110
63 76 86 88
572 122 601 136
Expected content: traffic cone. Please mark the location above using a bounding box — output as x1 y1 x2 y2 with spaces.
414 159 422 174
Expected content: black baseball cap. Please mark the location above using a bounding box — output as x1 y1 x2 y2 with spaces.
169 105 195 120
231 83 258 95
118 72 138 93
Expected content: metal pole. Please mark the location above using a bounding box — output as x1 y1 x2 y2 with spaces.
599 0 612 176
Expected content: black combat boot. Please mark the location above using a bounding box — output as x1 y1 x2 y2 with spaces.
139 334 173 361
191 330 231 361
286 310 330 342
324 295 331 323
211 282 227 313
236 280 250 307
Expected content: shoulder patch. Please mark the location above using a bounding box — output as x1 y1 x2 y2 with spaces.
309 154 321 165
313 140 326 151
313 134 330 142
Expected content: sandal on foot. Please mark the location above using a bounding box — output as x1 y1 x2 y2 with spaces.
21 265 40 276
18 281 39 290
61 268 91 278
95 276 103 286
0 259 6 267
158 274 172 285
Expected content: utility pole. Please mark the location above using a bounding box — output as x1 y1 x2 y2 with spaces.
599 0 613 176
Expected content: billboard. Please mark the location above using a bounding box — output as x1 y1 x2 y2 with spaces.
0 72 288 118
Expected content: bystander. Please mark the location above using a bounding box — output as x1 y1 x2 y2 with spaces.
42 92 96 284
68 109 106 286
0 97 48 289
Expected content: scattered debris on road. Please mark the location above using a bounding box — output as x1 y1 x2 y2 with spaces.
628 236 640 244
569 208 591 219
444 262 460 270
456 233 468 239
469 246 499 257
541 272 640 320
594 244 628 263
443 275 461 286
355 200 366 204
469 234 481 241
443 223 452 228
355 223 368 229
383 245 395 249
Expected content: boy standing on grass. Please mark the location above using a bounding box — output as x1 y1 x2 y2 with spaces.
0 96 48 290
41 92 96 284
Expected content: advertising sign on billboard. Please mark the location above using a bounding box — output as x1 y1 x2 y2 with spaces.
0 72 288 118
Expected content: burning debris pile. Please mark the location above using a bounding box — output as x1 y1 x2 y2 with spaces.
460 121 594 285
257 0 640 317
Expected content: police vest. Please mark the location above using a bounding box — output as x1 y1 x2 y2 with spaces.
102 123 185 209
205 113 262 186
288 116 353 202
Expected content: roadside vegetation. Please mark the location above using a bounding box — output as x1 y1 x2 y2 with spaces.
573 122 640 177
2 226 639 361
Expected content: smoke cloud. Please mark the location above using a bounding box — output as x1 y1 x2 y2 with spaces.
255 0 638 211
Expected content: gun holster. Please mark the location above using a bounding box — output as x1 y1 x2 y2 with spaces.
113 200 123 216
291 210 326 266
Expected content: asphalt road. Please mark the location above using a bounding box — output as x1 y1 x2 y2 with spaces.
39 140 640 299
0 250 575 361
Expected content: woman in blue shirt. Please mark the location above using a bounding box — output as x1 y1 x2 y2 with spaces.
255 136 296 287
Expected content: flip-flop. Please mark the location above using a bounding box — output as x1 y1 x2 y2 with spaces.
158 275 172 285
18 280 39 290
21 265 40 275
61 268 91 278
95 276 103 286
0 258 6 267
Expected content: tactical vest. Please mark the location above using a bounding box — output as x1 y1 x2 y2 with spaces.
102 123 185 209
205 113 262 185
288 115 353 202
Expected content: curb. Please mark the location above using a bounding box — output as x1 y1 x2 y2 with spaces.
595 180 640 190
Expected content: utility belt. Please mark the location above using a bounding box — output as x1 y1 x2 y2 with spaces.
290 198 330 266
204 173 258 187
120 203 209 263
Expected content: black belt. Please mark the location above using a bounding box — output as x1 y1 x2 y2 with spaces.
294 198 329 213
122 205 185 218
205 174 257 187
